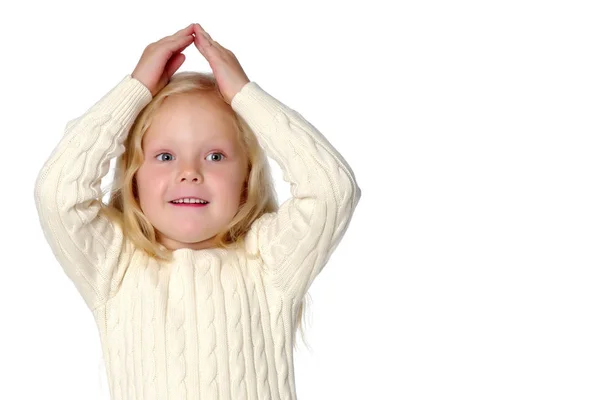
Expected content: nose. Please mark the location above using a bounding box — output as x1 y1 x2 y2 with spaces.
178 163 204 183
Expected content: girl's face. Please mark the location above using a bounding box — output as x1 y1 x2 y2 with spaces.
135 93 248 251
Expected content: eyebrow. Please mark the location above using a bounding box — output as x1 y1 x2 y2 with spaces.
146 140 236 153
148 135 232 146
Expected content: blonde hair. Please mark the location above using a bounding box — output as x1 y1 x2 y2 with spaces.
98 71 311 351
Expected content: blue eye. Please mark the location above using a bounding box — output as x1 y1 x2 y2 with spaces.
206 152 225 162
156 153 173 162
155 152 225 162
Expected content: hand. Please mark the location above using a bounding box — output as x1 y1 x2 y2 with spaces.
131 24 196 97
192 23 251 104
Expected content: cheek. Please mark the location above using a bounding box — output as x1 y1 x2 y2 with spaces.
137 167 166 196
135 168 149 192
216 169 245 190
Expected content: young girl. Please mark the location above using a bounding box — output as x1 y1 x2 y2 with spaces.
34 22 361 400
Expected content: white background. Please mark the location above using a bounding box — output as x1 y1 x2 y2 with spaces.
1 0 599 399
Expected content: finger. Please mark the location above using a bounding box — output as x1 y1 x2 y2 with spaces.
207 39 230 56
173 23 195 38
163 34 195 54
195 30 224 54
168 34 195 47
193 26 227 52
193 31 212 54
157 24 194 44
193 23 214 42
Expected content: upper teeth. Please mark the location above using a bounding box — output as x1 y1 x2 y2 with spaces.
172 198 208 204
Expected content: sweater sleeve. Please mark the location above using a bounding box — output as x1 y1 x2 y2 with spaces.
231 82 361 300
33 74 153 312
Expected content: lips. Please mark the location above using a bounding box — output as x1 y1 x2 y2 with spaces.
169 202 209 208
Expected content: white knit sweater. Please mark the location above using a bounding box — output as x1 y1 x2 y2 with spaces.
34 74 361 400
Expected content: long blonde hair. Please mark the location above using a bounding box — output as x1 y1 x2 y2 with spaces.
98 71 311 350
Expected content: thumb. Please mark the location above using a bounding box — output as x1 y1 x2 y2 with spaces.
164 53 186 81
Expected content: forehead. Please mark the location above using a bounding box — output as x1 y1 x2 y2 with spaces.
143 94 239 147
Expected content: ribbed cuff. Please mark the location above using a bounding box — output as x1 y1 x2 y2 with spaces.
95 74 153 127
231 81 288 133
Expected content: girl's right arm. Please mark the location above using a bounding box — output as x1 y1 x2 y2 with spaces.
34 24 196 312
34 75 152 312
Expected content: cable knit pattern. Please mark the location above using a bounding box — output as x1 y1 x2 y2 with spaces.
33 74 361 399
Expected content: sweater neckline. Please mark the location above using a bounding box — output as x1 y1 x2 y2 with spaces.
165 245 232 262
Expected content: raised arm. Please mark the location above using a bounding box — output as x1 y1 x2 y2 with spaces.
33 75 153 311
231 82 361 300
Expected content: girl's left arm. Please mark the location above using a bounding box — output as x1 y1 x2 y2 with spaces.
232 82 361 300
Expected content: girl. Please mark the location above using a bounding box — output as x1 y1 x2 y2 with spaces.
34 22 361 400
